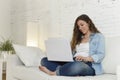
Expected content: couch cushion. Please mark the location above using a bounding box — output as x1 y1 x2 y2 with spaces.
102 36 120 74
11 66 116 80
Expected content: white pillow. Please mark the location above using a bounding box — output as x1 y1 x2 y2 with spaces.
102 36 120 74
13 44 45 66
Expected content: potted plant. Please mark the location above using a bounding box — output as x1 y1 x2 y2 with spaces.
0 39 15 60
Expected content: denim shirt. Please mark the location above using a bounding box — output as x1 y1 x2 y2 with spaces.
89 33 105 75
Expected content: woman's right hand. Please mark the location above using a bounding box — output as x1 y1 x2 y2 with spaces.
75 56 84 61
75 56 94 62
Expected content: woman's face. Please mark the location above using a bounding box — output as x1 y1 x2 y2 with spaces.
77 20 90 34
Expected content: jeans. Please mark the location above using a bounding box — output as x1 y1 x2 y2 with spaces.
41 57 95 76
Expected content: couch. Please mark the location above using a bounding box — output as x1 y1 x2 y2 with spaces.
6 36 120 80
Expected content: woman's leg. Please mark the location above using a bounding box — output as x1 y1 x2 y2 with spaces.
57 61 95 76
39 66 56 75
40 57 66 71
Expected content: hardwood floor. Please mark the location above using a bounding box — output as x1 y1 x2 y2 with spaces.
2 61 6 80
2 73 6 80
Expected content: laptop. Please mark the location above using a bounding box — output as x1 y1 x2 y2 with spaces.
45 38 74 62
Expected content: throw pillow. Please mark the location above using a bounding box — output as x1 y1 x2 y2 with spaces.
13 44 45 66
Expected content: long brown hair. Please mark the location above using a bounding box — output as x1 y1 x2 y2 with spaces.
71 14 100 51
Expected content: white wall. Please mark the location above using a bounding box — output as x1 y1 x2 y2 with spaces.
11 0 120 51
11 0 27 45
26 0 51 50
0 0 11 40
11 0 51 51
49 0 120 39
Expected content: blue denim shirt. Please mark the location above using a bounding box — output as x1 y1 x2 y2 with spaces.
89 33 105 75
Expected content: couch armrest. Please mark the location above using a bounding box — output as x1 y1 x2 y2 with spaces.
6 54 23 80
7 54 23 66
117 65 120 80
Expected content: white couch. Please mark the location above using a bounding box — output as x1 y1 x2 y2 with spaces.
6 36 120 80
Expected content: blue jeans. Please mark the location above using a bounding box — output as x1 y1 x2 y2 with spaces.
41 57 95 76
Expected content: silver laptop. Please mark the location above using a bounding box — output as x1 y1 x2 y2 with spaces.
45 38 74 62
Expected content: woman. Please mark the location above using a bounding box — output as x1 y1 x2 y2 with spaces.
39 14 105 76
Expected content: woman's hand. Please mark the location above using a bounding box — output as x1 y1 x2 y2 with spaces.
82 56 94 62
75 56 94 62
75 56 84 61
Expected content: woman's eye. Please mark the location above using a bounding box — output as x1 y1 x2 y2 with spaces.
80 24 83 26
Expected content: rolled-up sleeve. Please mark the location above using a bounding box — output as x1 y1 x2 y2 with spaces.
90 33 105 63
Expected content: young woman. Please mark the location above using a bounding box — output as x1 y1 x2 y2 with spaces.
39 14 105 76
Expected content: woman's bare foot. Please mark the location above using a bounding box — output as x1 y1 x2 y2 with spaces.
39 66 56 75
